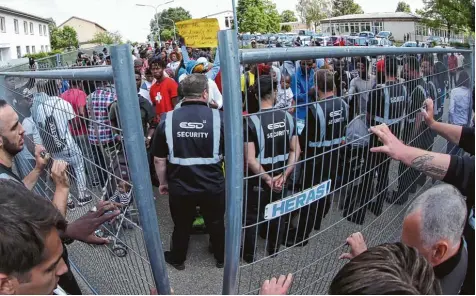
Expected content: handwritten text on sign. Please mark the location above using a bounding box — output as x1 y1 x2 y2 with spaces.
264 180 332 220
176 18 219 48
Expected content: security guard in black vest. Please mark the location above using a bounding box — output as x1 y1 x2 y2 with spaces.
286 69 348 247
421 54 446 135
390 56 428 204
152 74 225 270
363 56 408 217
243 75 301 263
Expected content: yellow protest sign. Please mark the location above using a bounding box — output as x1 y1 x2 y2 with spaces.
176 18 219 48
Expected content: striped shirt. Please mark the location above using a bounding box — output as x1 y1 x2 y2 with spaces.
87 86 117 145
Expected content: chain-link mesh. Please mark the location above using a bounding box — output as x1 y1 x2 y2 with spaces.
1 72 156 294
237 49 473 294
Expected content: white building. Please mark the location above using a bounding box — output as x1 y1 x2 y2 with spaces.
201 10 234 30
320 12 464 42
0 5 51 62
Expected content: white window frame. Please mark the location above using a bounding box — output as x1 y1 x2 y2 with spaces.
30 22 34 35
24 21 28 34
16 46 21 58
32 45 36 53
39 24 42 35
26 46 30 54
0 17 5 33
14 19 19 34
43 25 47 36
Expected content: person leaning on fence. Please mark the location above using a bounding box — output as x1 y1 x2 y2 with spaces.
340 184 468 295
152 74 225 270
347 56 376 120
389 56 428 205
0 99 121 294
32 80 93 209
331 242 442 294
448 71 472 155
355 56 407 220
286 69 348 247
242 75 301 263
369 98 475 295
86 80 117 195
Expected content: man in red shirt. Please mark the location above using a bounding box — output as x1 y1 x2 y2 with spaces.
149 58 178 121
448 53 458 88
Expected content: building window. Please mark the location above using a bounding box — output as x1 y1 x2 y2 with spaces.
45 45 49 52
14 19 19 34
345 23 349 32
0 17 5 33
39 24 42 35
30 22 34 34
41 45 44 52
43 25 47 36
32 46 36 53
225 17 230 28
24 21 28 34
16 46 21 58
26 46 30 54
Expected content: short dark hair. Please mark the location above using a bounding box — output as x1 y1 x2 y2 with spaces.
145 68 152 75
38 80 59 96
385 56 398 77
315 69 335 93
180 74 208 97
149 56 166 69
404 56 420 72
421 53 435 65
134 70 142 77
457 70 470 88
329 243 442 295
254 75 277 99
0 180 67 279
0 99 8 109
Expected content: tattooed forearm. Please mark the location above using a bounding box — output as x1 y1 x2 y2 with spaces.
410 154 448 178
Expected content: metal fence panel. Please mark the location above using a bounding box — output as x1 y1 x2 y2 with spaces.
0 44 169 295
218 34 473 295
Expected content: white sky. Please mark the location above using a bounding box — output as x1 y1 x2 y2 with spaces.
0 0 424 42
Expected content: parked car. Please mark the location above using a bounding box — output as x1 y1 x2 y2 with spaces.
359 31 375 40
350 32 359 36
313 36 331 46
300 36 312 46
346 37 368 46
376 31 394 41
401 41 418 47
369 38 392 47
427 36 443 45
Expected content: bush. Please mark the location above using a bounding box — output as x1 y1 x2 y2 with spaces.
23 49 63 59
449 42 470 48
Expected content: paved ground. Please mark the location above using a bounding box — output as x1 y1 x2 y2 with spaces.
64 73 459 295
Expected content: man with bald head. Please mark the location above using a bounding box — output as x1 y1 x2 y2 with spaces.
341 184 468 295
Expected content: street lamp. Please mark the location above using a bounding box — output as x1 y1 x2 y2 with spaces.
136 1 174 46
162 17 176 41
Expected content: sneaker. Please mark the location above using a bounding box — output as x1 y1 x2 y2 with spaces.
78 194 94 206
164 251 185 270
67 197 75 211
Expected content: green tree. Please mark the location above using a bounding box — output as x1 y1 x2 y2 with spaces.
281 24 293 32
51 26 79 50
332 0 364 17
416 0 471 38
237 0 281 33
149 7 191 41
300 0 331 31
281 10 298 22
89 31 123 45
395 1 412 12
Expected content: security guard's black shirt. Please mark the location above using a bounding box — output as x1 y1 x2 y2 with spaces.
434 239 468 295
153 101 225 196
405 78 427 124
244 108 295 187
367 81 407 130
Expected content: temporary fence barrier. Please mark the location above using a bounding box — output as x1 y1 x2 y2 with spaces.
0 44 170 295
218 29 474 295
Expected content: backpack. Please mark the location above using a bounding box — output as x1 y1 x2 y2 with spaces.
38 99 67 153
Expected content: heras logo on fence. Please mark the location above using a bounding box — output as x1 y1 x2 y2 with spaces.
264 179 332 220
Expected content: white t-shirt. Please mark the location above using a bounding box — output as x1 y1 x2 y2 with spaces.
18 117 42 161
178 74 223 109
31 94 78 153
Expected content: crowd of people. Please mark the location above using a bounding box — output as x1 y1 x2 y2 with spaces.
0 35 474 295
